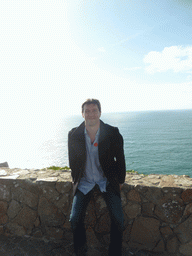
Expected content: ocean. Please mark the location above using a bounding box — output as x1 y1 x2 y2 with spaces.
1 109 192 177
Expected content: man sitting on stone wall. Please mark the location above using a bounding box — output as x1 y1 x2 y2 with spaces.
68 99 126 256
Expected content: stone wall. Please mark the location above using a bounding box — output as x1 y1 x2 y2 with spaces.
1 167 192 255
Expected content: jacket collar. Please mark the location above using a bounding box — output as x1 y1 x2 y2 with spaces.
71 120 106 141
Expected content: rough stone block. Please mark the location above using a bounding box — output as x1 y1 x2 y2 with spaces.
7 200 22 219
154 194 184 224
19 179 40 195
32 229 43 238
95 212 110 234
143 187 163 205
167 236 179 254
0 201 8 216
142 203 154 216
85 199 97 229
153 239 165 252
86 228 101 248
181 189 192 203
13 206 37 230
0 162 9 167
39 185 60 201
38 196 65 227
45 226 64 239
127 189 141 203
120 191 127 207
0 214 8 225
183 203 192 216
0 225 4 234
12 187 38 208
5 222 26 236
160 226 173 239
54 193 70 215
56 181 72 193
130 216 161 251
174 215 192 244
124 201 141 219
179 240 192 256
95 195 107 218
34 216 40 227
123 224 132 242
0 184 11 201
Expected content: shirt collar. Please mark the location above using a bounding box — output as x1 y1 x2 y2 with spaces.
84 127 100 137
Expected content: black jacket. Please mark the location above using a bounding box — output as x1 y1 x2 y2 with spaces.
68 120 126 194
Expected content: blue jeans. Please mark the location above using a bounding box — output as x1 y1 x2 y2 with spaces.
70 184 125 256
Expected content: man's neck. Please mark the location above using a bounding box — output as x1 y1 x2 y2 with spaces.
85 121 100 136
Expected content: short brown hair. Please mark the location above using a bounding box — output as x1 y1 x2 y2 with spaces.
82 99 101 113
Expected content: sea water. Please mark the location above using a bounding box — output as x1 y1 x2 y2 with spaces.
1 109 192 177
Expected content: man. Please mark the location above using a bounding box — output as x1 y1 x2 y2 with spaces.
68 99 126 256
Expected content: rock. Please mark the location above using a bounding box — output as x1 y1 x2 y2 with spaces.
166 236 179 254
39 185 60 201
12 187 38 208
5 222 26 236
0 162 9 167
143 187 163 205
0 201 8 216
0 184 11 201
130 216 161 251
0 225 4 234
7 200 22 219
123 224 132 242
183 202 192 216
181 189 192 203
95 195 107 218
160 226 173 239
0 170 7 176
38 196 65 227
2 168 192 255
154 193 184 224
85 199 97 229
95 212 111 233
54 193 70 215
153 239 165 252
127 189 141 203
174 215 192 244
45 226 64 239
179 241 192 256
56 181 72 193
142 203 155 216
121 191 127 207
124 201 141 219
86 228 101 248
13 206 37 230
0 214 8 225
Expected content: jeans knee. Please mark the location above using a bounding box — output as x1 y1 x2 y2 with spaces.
70 213 82 231
112 214 125 232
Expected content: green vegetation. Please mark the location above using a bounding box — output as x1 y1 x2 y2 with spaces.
126 170 138 174
47 166 70 170
46 167 145 175
126 170 148 176
47 167 140 173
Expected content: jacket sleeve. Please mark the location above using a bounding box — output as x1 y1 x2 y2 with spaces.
68 128 86 184
68 129 76 182
113 127 126 184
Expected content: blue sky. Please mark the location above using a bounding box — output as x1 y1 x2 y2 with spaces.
1 0 192 120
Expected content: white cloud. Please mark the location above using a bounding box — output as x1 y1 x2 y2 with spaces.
144 46 192 73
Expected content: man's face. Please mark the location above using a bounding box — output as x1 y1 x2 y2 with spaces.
82 104 101 127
